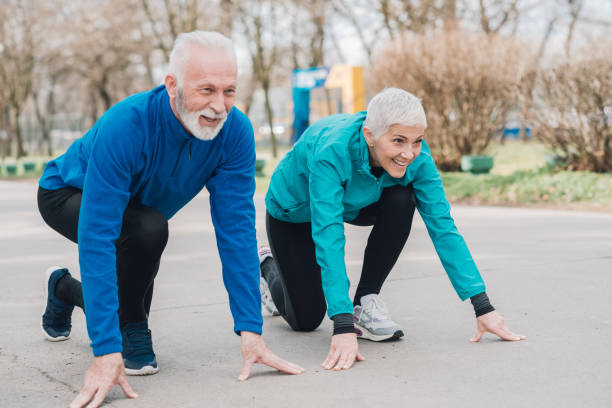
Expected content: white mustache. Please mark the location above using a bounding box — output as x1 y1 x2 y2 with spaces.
199 108 227 120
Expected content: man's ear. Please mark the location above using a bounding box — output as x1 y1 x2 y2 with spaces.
363 126 375 146
164 74 178 98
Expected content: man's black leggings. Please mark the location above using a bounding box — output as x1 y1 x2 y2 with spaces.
37 186 169 328
264 184 416 332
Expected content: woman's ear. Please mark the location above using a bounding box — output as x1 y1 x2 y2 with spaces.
363 126 375 146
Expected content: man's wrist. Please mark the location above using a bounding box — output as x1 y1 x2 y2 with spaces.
470 292 495 317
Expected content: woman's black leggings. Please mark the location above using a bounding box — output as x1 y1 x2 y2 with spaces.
264 184 416 332
37 186 169 328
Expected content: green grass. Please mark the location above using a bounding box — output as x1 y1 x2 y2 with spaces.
256 141 612 212
6 142 610 211
441 140 612 210
485 140 552 175
441 168 612 209
255 146 290 193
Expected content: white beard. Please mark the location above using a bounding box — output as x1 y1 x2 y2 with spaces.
176 88 228 141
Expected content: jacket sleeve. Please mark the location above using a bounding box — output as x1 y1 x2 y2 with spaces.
411 151 486 301
78 115 143 356
206 117 262 335
308 153 354 318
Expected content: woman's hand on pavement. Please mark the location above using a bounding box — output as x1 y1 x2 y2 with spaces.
70 352 137 408
470 311 526 342
238 331 304 381
322 332 365 371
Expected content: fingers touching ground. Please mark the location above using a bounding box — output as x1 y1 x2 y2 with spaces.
238 331 304 381
322 333 364 371
69 353 137 408
471 311 526 342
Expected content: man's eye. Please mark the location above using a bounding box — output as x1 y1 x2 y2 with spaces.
415 139 423 145
225 89 236 95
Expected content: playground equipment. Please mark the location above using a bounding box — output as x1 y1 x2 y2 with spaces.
292 64 365 142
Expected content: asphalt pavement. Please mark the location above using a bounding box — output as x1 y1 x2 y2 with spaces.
1 179 611 408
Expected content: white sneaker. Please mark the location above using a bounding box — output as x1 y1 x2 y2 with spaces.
353 294 404 341
258 245 273 264
260 277 280 316
259 246 280 316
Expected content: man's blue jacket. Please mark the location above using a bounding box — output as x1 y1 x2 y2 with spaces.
40 85 262 356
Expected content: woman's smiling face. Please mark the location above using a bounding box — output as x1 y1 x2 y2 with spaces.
363 124 425 178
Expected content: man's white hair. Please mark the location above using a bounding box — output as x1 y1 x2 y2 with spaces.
363 88 427 139
168 31 237 86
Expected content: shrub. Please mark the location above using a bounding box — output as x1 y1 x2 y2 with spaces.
532 43 612 173
370 29 526 170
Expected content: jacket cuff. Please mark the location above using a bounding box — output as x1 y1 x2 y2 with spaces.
234 322 263 336
332 313 355 335
470 292 495 317
92 341 122 357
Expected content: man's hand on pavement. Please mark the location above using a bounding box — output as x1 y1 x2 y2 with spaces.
70 352 137 408
321 332 365 371
470 310 526 342
238 331 305 381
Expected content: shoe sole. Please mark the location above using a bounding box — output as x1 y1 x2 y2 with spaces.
41 266 70 342
125 365 160 376
355 323 404 342
259 278 280 316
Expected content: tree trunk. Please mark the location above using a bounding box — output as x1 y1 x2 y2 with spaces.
12 110 26 158
262 83 277 158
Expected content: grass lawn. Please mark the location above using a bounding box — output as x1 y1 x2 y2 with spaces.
256 141 612 212
4 142 609 212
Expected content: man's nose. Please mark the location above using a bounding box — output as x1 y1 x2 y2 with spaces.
209 92 225 114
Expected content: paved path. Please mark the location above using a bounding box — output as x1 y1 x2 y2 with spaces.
1 180 611 407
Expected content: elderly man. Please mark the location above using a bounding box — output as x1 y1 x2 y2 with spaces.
38 31 303 408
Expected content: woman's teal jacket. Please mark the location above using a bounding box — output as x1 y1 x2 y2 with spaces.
265 112 485 319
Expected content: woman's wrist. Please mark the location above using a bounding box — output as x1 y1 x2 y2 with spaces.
470 292 495 317
332 313 355 335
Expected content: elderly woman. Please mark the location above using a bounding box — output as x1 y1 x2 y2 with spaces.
259 88 525 371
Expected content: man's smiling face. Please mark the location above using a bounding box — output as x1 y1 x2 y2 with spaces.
167 45 237 140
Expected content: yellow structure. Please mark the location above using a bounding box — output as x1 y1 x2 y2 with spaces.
324 65 366 114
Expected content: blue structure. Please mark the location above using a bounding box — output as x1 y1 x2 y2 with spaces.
502 126 532 139
292 66 329 143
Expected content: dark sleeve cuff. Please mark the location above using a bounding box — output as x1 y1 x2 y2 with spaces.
470 292 495 317
332 313 355 335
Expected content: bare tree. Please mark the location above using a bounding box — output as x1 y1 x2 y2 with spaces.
140 0 231 59
534 41 612 172
371 30 527 170
565 0 584 56
238 0 284 157
0 0 35 158
58 0 153 121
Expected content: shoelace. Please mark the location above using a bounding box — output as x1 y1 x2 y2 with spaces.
362 296 389 322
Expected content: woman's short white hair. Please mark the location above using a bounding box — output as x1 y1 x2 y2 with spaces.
363 88 427 139
168 31 237 86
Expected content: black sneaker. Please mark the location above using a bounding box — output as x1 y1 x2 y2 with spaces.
121 320 159 375
41 266 75 341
